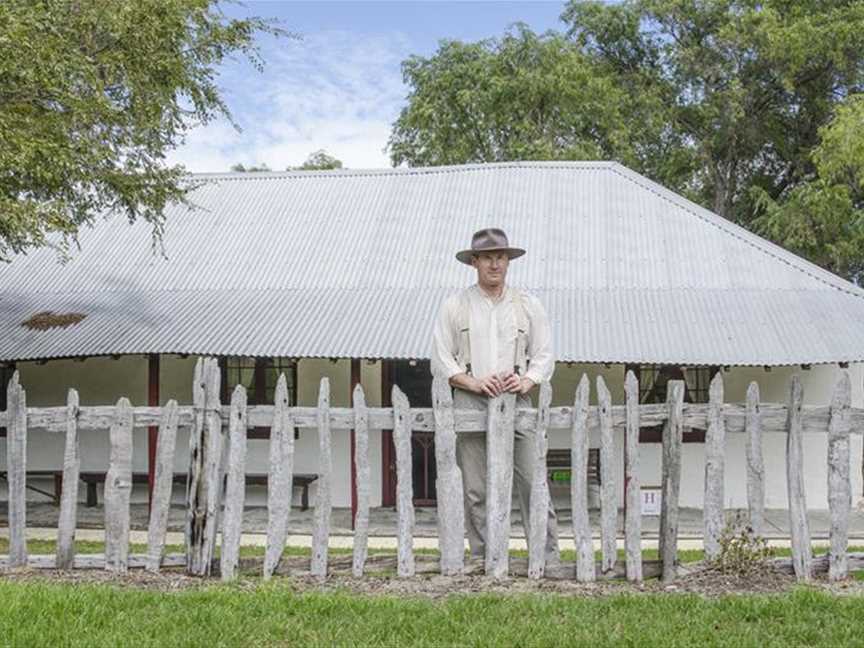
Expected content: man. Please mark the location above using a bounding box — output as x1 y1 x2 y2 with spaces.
431 227 559 563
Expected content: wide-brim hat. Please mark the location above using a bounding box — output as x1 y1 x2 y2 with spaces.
456 227 526 265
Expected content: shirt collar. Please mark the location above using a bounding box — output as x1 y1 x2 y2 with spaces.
473 283 509 305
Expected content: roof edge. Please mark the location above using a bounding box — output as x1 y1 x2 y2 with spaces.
609 162 864 300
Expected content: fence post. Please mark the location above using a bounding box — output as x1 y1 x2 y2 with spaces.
186 358 223 576
220 387 248 581
597 376 616 576
786 375 812 581
624 370 642 582
310 378 332 579
703 372 725 561
486 393 516 578
105 397 133 573
146 399 179 573
56 388 80 570
393 385 415 577
432 376 465 576
528 381 551 579
745 381 764 537
571 374 594 582
6 372 27 568
828 371 851 581
264 375 295 579
659 380 684 583
352 384 370 577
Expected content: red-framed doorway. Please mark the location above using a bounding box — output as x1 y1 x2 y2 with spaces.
381 359 437 507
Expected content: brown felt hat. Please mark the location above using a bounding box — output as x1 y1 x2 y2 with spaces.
455 228 526 265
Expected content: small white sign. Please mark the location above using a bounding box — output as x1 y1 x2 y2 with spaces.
640 487 662 516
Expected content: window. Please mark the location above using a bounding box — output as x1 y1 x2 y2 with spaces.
0 362 14 438
220 357 298 438
625 364 720 443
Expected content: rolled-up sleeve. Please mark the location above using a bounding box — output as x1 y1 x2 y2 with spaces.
523 293 554 385
431 295 463 380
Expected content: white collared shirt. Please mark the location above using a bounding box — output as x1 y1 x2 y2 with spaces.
431 284 554 385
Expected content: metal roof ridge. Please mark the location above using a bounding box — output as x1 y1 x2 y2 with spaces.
608 162 864 301
187 160 616 181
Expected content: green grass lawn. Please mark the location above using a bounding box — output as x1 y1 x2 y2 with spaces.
1 580 862 647
3 539 864 646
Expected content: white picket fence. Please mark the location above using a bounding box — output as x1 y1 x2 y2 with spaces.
1 357 861 582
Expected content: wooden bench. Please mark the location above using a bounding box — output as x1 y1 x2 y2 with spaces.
76 472 318 510
4 470 318 510
0 470 63 503
545 448 601 486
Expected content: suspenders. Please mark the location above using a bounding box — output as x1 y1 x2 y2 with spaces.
454 288 530 376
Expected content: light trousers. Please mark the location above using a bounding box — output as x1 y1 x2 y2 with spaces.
453 388 560 562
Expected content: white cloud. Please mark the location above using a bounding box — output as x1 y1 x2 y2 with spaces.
167 30 411 172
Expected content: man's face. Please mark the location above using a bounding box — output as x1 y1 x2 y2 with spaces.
472 251 509 288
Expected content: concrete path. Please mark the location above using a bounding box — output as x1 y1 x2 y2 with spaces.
4 502 864 551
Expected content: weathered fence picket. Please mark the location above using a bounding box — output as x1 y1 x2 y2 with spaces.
105 397 133 573
786 375 812 581
659 380 684 583
352 385 371 577
597 376 616 576
528 382 552 580
5 359 864 586
146 399 179 573
432 376 465 576
56 389 80 570
6 372 27 568
624 371 642 582
745 381 765 537
828 372 851 581
310 378 332 578
186 358 223 577
220 387 248 581
571 374 595 582
264 375 295 579
486 393 516 578
703 373 725 561
393 386 415 577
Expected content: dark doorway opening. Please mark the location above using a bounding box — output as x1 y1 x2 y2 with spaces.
382 359 437 506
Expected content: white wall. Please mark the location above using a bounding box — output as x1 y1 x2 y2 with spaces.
4 356 862 511
547 363 864 509
1 355 385 509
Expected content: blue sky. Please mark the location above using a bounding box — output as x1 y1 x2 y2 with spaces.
168 1 566 171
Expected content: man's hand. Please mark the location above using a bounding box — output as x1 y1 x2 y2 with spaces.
500 372 535 395
473 373 505 397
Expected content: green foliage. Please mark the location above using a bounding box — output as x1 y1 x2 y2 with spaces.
0 0 287 260
388 25 690 190
296 149 343 170
753 95 864 281
230 163 273 173
561 0 864 226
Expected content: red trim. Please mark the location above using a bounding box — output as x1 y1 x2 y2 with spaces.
350 359 361 530
147 354 160 510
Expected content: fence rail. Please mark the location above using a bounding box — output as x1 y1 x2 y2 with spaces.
2 357 861 583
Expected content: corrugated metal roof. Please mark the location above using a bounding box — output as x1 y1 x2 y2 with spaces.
2 161 864 365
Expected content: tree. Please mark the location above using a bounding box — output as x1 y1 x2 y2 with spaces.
295 150 343 170
230 163 273 172
561 0 864 224
0 0 287 260
752 95 864 281
388 25 691 191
